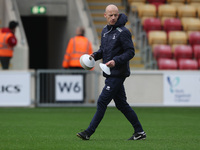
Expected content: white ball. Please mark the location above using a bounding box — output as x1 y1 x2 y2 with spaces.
80 54 95 70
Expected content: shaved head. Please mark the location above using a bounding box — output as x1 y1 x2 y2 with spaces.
104 4 119 25
105 4 119 13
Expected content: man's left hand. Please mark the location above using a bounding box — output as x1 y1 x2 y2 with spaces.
106 60 115 68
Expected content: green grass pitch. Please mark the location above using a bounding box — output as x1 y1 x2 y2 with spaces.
0 107 199 150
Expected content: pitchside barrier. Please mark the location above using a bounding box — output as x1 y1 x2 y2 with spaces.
36 69 100 107
1 70 200 107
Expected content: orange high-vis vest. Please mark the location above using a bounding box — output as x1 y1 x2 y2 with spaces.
0 29 14 57
62 36 93 68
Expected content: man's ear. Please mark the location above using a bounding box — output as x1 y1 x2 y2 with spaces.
104 13 106 18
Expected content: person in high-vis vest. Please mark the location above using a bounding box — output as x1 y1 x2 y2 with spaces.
0 21 18 69
62 27 93 69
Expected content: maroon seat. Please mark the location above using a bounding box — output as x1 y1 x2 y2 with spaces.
163 18 182 34
174 45 193 61
198 59 200 69
189 32 200 46
193 45 200 60
143 18 162 34
158 58 178 70
178 59 198 70
153 44 173 60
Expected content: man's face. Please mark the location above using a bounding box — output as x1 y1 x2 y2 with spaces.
104 9 119 25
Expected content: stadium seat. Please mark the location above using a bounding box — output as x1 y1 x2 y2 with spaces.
190 3 200 10
148 31 167 45
170 2 184 9
130 2 145 13
189 31 200 46
174 45 193 61
143 18 162 33
178 59 198 70
138 4 157 18
158 4 177 18
177 5 196 18
181 18 200 32
168 31 188 45
193 45 200 60
198 59 200 69
167 0 186 2
163 18 182 33
153 45 173 60
157 58 178 70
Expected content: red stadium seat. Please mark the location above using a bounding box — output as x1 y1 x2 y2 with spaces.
163 18 182 33
189 32 200 46
198 59 200 69
174 45 193 61
143 18 162 33
153 45 173 60
158 58 178 70
193 45 200 60
178 59 198 70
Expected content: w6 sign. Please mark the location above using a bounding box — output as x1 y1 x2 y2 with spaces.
55 75 84 102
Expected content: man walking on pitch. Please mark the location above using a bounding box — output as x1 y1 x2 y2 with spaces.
77 4 146 140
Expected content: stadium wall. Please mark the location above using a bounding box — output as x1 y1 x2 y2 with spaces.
1 70 200 107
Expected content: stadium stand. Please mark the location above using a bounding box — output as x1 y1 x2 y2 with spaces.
178 59 198 70
128 0 200 70
157 58 178 70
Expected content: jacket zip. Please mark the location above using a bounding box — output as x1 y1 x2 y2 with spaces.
103 27 113 37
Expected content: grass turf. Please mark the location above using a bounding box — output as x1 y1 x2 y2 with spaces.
0 107 199 150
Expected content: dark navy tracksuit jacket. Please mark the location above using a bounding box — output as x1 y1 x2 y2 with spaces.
86 14 143 135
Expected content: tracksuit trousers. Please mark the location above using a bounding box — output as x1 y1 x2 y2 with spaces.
86 77 144 136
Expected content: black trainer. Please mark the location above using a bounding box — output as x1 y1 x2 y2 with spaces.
76 130 90 140
128 131 146 140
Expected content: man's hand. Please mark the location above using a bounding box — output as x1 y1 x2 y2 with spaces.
106 60 115 68
90 54 94 58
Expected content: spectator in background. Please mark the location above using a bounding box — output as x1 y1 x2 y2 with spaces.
0 21 18 69
62 26 93 69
